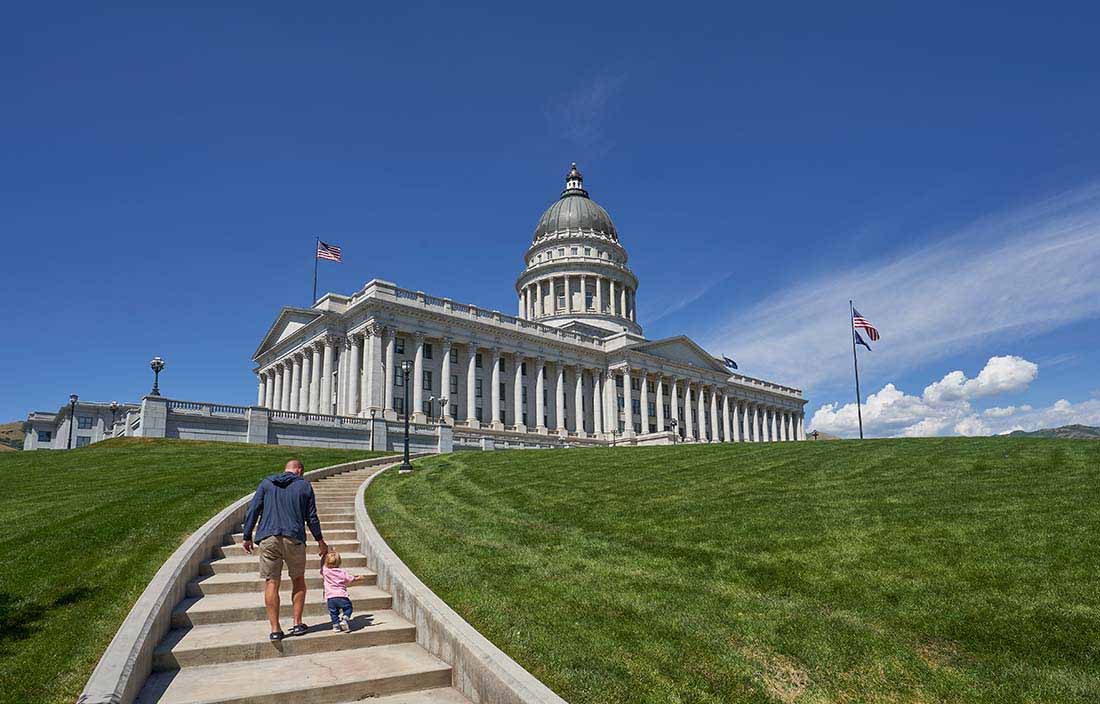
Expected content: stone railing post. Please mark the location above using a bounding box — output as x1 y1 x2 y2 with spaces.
371 417 389 452
137 395 168 438
246 407 270 444
437 423 454 454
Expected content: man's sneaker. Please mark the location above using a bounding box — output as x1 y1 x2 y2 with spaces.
339 614 351 632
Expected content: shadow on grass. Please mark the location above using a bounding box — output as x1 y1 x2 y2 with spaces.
0 587 94 655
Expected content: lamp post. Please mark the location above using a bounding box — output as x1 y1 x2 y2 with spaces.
109 400 119 438
427 396 436 424
67 393 78 449
149 356 166 396
399 360 414 473
369 408 376 452
438 397 448 425
669 418 678 444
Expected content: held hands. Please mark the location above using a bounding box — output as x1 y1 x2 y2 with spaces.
317 539 328 557
242 539 254 555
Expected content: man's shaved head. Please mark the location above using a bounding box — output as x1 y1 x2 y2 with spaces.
285 459 304 474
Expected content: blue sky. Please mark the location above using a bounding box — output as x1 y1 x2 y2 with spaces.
3 2 1099 435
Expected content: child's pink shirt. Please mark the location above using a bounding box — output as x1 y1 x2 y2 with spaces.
321 565 353 599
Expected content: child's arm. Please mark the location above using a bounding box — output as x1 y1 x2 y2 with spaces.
350 574 366 584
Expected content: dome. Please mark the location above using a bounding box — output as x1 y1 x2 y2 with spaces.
532 163 619 242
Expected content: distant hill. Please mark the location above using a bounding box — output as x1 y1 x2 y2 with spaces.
1007 424 1100 440
0 421 22 451
808 430 841 440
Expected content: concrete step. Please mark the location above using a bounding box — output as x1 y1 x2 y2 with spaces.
153 610 415 670
171 585 391 627
218 539 359 558
227 529 358 545
317 512 355 520
333 688 472 703
201 552 368 575
187 570 376 596
137 643 453 704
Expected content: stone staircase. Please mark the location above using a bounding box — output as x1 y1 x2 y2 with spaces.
136 469 471 704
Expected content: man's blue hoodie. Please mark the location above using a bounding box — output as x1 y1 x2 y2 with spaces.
242 472 323 545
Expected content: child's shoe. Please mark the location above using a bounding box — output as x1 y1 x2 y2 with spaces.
332 623 342 633
339 614 351 632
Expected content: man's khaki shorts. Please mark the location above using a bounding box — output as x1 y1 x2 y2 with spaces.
257 535 306 580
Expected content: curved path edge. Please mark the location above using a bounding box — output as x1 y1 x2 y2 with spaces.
76 454 407 704
356 465 569 704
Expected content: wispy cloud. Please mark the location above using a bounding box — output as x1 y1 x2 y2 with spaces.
696 185 1100 392
546 72 626 154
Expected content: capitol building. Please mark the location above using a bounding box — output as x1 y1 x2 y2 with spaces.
251 164 807 448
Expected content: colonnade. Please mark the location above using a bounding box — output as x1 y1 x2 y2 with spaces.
518 274 636 322
256 330 806 442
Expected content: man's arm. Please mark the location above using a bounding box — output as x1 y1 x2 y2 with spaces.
241 481 266 554
303 484 326 555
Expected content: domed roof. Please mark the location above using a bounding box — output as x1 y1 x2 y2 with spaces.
532 163 619 242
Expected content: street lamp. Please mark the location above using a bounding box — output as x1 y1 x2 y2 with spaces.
67 393 79 449
669 418 678 444
109 400 119 438
369 408 376 451
149 356 166 396
399 359 414 473
438 397 448 425
427 396 436 424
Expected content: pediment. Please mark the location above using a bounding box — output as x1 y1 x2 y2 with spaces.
627 336 728 373
252 307 325 361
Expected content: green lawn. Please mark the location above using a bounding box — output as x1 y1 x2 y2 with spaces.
0 438 389 704
366 438 1100 704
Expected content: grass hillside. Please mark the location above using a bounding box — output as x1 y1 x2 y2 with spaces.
0 439 390 704
367 439 1100 704
0 421 22 451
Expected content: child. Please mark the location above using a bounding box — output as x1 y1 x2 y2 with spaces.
320 550 365 632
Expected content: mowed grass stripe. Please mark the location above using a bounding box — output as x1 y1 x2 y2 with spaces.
0 438 387 704
366 438 1100 703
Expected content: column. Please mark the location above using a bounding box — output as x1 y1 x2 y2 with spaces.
412 334 425 422
335 340 348 415
592 369 604 436
518 293 524 318
281 361 293 411
383 331 396 419
785 412 793 441
732 400 741 442
683 382 694 441
670 379 679 437
604 370 617 434
574 364 585 436
639 373 650 434
799 412 806 441
580 275 588 311
619 285 627 319
440 339 453 423
722 393 732 442
697 383 708 441
310 344 322 414
749 404 758 442
534 358 546 432
771 408 779 442
299 350 312 413
655 377 665 432
257 375 265 407
290 356 303 413
609 280 617 316
466 342 478 427
622 368 634 436
490 349 503 430
554 362 566 434
513 355 526 431
596 276 604 313
710 388 720 443
264 370 275 408
565 275 572 312
321 336 336 415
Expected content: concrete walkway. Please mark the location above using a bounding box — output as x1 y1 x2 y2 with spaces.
136 468 471 704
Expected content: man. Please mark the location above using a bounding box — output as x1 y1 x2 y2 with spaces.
242 459 327 641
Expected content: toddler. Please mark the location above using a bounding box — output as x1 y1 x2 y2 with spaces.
320 550 365 632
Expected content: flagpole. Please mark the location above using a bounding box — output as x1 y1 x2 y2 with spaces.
312 236 319 306
850 299 864 440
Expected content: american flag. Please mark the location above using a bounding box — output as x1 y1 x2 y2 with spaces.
852 308 880 341
316 240 342 262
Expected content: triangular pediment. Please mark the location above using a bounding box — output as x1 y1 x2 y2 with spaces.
627 336 728 373
252 307 325 361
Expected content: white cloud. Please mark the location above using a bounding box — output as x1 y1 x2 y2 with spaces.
546 72 626 153
809 355 1055 437
697 186 1100 392
922 355 1038 403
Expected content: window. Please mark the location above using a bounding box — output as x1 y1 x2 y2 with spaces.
616 376 624 388
422 370 432 391
557 294 565 309
499 383 506 401
424 343 433 359
395 397 405 413
585 292 593 309
395 337 405 354
570 246 578 255
522 387 528 403
450 404 458 418
634 423 641 434
475 353 483 368
476 379 483 398
523 412 529 425
584 247 591 256
632 399 641 413
546 250 552 259
423 400 432 414
558 247 565 256
77 415 93 430
394 368 403 386
499 407 506 422
521 361 527 375
76 436 91 448
618 397 625 410
37 430 51 443
649 402 656 416
631 378 640 391
450 347 458 364
450 375 458 394
664 404 671 418
476 406 483 422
